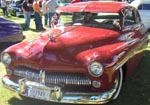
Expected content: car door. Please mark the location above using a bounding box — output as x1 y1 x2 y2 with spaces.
121 7 147 77
123 7 148 48
122 7 142 42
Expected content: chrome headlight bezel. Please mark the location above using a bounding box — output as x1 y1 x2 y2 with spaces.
88 61 103 77
1 53 12 66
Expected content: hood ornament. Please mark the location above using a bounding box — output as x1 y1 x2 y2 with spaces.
48 26 78 43
48 33 56 42
39 70 45 84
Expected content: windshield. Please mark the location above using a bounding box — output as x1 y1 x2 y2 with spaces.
57 12 120 30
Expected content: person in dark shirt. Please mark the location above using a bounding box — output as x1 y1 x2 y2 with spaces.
22 0 33 30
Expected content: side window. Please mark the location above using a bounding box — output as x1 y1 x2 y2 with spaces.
138 5 142 10
135 10 141 23
138 4 150 10
124 9 136 26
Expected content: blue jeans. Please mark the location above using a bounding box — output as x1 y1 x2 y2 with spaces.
23 12 31 29
34 12 43 29
1 7 8 16
49 12 55 27
44 13 49 26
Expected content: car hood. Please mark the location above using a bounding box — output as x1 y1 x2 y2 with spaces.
0 17 22 37
6 26 120 69
43 26 119 49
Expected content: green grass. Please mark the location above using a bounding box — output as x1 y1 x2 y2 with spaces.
0 11 150 105
0 10 52 105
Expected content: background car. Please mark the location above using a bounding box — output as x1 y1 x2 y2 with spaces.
130 0 150 29
1 1 149 105
0 17 24 52
57 0 71 6
8 0 34 17
8 0 23 16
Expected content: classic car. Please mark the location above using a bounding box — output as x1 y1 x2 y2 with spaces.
8 0 34 17
1 1 149 104
8 0 23 17
57 0 71 6
130 0 150 29
0 17 24 53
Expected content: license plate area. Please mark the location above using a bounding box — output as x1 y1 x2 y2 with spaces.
19 79 61 101
27 87 51 101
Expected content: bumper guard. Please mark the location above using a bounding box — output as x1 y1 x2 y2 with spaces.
2 75 116 104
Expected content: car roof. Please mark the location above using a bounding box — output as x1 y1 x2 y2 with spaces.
133 0 150 4
56 1 130 13
130 0 150 9
142 0 150 3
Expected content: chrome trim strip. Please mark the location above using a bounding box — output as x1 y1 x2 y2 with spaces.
114 36 149 70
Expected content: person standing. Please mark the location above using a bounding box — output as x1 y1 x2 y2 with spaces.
22 0 32 30
42 0 49 27
1 0 8 17
33 0 44 30
46 0 58 27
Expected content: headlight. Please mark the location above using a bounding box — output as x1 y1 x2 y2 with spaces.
1 53 12 66
88 61 103 77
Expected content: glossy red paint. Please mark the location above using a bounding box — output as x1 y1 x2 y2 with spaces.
76 42 128 65
57 1 129 13
1 1 149 104
45 26 119 49
123 50 147 81
6 26 119 65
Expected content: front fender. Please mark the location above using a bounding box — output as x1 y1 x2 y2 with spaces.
76 42 128 66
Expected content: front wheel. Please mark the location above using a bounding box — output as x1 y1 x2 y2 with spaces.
112 67 123 100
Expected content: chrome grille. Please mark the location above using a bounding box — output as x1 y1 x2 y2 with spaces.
14 67 92 87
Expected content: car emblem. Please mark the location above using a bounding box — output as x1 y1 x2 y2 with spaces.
39 70 45 84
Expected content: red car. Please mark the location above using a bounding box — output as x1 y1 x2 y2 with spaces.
1 1 149 104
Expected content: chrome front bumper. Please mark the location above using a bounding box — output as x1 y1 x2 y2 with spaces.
2 75 116 104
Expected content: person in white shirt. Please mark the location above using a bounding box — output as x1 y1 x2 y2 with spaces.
1 0 8 17
46 0 58 27
42 0 49 27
